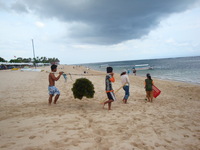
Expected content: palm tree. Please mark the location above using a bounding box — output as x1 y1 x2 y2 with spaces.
0 57 7 62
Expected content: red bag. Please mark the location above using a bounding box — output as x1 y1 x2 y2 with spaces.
153 85 161 98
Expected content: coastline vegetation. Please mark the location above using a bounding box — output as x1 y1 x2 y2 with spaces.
0 56 60 64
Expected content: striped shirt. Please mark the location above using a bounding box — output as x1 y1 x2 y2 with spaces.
105 74 115 92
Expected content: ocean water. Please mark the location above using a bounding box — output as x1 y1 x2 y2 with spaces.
84 56 200 85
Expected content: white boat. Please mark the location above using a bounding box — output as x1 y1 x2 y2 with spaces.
99 64 109 68
133 64 153 70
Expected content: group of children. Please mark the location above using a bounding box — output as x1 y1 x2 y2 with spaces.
48 65 154 109
102 66 154 110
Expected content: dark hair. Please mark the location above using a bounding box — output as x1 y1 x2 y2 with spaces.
120 72 126 76
146 73 152 80
106 67 113 73
51 64 57 71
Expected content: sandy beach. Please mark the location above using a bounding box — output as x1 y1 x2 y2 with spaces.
0 65 200 150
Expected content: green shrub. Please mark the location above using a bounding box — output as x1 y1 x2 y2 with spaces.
71 78 95 100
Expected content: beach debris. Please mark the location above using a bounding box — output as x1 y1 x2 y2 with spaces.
71 78 95 100
63 73 67 82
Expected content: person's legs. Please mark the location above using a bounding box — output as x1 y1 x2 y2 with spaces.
150 91 153 102
124 99 127 104
48 86 54 105
146 91 150 102
104 92 115 110
53 87 60 104
104 100 113 105
108 102 112 110
103 100 113 109
124 86 129 104
49 94 53 105
54 94 60 104
122 86 126 103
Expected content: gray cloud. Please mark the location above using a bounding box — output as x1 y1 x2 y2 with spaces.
11 1 28 13
10 0 198 45
0 1 8 11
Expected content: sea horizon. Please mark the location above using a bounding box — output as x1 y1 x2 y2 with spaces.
79 55 200 66
82 56 200 85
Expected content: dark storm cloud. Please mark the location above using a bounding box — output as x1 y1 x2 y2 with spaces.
10 0 198 45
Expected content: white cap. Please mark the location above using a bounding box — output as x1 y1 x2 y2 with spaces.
122 69 127 73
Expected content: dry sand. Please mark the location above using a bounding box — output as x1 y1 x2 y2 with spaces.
0 65 200 150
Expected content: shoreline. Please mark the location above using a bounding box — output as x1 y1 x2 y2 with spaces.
80 56 200 86
82 65 200 86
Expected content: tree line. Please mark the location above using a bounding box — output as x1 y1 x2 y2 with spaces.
0 56 60 64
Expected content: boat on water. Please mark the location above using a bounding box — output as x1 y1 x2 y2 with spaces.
98 63 153 70
99 64 109 68
133 64 153 70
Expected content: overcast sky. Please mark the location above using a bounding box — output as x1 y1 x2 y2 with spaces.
0 0 200 64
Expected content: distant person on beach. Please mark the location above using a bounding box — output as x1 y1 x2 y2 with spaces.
132 67 136 76
103 67 116 110
144 73 154 102
127 69 130 75
121 70 130 104
48 64 63 105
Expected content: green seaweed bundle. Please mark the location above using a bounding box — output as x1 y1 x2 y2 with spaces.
71 78 95 100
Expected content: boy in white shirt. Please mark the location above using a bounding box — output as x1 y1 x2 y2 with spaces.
120 70 130 104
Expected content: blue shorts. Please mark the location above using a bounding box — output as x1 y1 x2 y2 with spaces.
48 86 60 95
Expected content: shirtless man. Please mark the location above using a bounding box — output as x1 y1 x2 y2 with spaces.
48 64 63 105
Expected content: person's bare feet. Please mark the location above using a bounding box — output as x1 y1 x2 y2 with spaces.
101 102 105 109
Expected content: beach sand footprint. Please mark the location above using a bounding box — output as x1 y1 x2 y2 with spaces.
93 128 106 136
29 135 36 139
0 142 16 149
